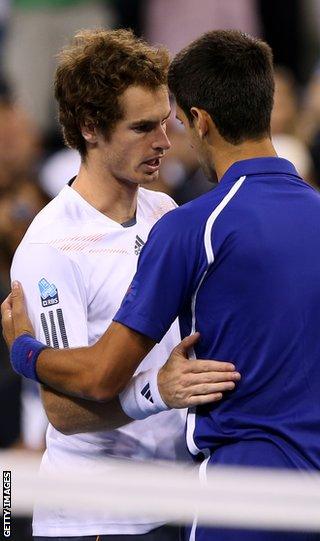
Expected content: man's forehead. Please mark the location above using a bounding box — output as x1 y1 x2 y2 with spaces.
120 84 170 121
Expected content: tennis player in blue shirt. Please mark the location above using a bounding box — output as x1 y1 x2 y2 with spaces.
3 30 320 541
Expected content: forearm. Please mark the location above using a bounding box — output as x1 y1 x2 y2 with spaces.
35 322 155 401
5 280 241 412
37 344 102 400
41 386 131 435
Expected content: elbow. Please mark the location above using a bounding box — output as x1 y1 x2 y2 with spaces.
80 365 123 402
78 338 130 402
83 384 118 403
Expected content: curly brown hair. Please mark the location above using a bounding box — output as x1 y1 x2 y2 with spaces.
55 29 170 158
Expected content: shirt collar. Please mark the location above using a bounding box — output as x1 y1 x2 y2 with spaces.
219 157 301 185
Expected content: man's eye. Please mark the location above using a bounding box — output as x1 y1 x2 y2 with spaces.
133 124 152 133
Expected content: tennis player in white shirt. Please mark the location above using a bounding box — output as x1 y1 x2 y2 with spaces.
9 29 240 541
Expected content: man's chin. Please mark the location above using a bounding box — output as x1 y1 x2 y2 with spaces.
139 171 159 184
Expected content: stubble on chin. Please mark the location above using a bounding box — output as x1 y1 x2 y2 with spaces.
140 171 159 185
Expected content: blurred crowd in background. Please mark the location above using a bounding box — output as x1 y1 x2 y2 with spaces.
1 0 320 536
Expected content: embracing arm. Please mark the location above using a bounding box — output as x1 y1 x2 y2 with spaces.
37 321 155 401
3 230 242 418
7 241 154 402
2 282 240 408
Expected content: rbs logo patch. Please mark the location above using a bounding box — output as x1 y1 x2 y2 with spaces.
38 278 59 307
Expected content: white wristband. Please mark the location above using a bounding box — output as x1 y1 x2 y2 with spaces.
119 368 170 420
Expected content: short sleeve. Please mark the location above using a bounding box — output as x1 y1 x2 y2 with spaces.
114 209 205 342
11 243 88 348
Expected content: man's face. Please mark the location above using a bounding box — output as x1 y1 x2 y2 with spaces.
175 105 216 181
97 85 171 186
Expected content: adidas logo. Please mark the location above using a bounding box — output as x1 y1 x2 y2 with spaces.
141 382 154 403
134 235 145 256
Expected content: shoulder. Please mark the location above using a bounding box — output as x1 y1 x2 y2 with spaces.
138 187 177 223
151 186 228 237
138 186 177 209
21 187 72 243
13 188 82 268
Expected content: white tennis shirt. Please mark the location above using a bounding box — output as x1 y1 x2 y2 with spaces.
11 183 187 537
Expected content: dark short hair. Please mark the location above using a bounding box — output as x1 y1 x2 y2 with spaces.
168 30 274 144
55 29 170 158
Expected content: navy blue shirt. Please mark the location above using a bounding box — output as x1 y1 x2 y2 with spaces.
115 157 320 469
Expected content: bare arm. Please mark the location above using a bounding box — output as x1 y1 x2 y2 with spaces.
2 281 155 400
2 282 240 406
38 321 155 401
41 385 131 435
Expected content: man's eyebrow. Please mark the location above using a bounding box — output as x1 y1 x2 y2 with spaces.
163 110 171 120
129 110 171 126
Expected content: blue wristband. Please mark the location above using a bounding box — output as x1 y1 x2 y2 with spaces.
10 334 49 383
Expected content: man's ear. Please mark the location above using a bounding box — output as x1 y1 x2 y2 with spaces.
190 107 209 139
81 122 98 144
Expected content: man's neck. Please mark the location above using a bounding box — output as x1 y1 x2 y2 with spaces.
214 137 277 181
72 158 138 224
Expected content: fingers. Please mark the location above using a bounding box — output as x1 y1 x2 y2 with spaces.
183 381 239 407
184 370 241 385
1 293 14 347
187 393 225 407
11 281 26 318
173 336 236 372
188 359 237 373
158 365 240 409
9 281 35 338
174 332 200 356
1 293 13 319
161 338 241 409
189 380 237 395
